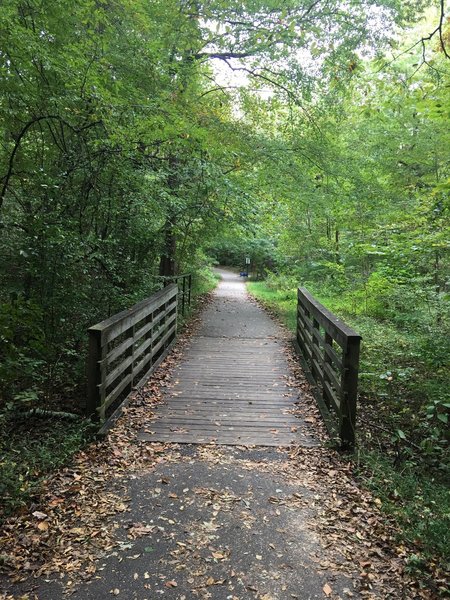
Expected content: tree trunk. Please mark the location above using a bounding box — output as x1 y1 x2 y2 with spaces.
159 155 178 277
159 217 177 277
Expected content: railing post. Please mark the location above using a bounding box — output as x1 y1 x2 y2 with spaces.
340 335 361 447
127 324 135 389
311 317 321 382
182 275 186 316
188 274 192 308
87 328 102 421
296 294 303 350
174 287 179 335
323 333 333 409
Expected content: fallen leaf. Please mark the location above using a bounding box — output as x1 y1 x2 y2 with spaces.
32 511 47 520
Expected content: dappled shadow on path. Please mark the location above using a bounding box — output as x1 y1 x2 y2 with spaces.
0 270 434 600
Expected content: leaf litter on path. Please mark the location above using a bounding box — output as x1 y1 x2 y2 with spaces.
0 291 446 599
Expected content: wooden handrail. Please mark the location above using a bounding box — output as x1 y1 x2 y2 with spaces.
149 274 193 315
158 273 192 316
87 284 178 428
296 287 361 447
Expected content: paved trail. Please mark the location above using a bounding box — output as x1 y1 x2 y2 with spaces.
2 270 415 600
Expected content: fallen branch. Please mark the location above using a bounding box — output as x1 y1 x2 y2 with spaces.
19 408 81 421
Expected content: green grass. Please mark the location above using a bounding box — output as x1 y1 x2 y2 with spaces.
247 281 297 332
0 414 94 518
247 278 450 575
358 449 450 566
193 266 221 297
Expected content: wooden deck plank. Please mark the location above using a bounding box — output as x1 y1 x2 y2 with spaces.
153 412 295 419
138 270 318 448
147 419 298 429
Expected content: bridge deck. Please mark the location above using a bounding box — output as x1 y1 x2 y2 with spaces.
139 270 317 447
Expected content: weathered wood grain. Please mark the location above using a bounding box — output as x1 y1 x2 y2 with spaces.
297 287 361 447
87 284 179 426
139 270 318 448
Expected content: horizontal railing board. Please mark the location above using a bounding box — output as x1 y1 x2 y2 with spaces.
87 282 184 430
106 336 134 364
132 301 175 342
150 321 177 358
322 361 342 394
298 288 360 348
89 285 177 345
132 313 176 363
131 334 154 364
323 380 340 412
103 355 134 390
133 338 177 391
323 341 342 371
296 286 361 448
102 372 133 412
90 284 177 334
105 286 177 345
132 321 177 380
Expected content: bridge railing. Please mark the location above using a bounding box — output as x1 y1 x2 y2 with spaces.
161 273 192 316
87 284 178 430
296 287 361 448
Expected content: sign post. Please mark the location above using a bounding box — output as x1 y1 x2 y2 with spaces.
245 256 250 277
240 257 250 278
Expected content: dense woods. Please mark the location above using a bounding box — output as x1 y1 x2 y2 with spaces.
0 0 449 590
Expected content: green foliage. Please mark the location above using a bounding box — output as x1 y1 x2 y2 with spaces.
0 0 254 412
1 0 435 417
0 299 46 407
192 267 221 298
247 281 297 332
0 1 448 590
208 235 277 276
248 277 450 583
357 450 450 570
0 414 94 517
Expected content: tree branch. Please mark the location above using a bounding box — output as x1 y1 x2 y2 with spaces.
221 59 324 136
194 51 255 61
0 115 101 213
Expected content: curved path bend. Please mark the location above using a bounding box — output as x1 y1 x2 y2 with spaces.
139 269 317 447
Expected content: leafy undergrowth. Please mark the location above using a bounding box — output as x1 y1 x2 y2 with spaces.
193 266 221 296
0 300 447 599
247 281 298 332
247 279 450 591
356 451 449 575
0 415 94 520
0 273 219 523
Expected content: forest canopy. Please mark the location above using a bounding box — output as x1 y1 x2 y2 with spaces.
0 0 449 583
0 0 449 553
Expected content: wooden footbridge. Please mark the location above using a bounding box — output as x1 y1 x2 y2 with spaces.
87 269 361 447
